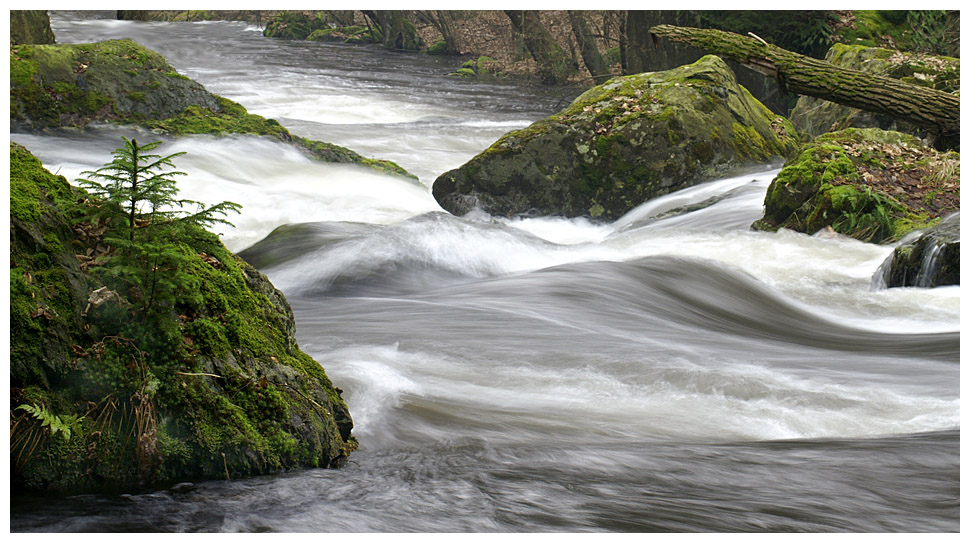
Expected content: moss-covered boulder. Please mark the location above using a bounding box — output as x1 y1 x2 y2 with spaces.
752 128 960 243
9 38 413 179
875 212 959 288
433 55 798 221
10 10 56 45
789 43 960 137
10 142 356 493
11 39 222 130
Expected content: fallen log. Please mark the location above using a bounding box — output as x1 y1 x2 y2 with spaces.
649 24 959 147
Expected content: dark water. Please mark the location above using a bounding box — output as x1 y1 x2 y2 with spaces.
9 12 960 532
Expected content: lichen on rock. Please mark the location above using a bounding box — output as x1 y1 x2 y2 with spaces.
433 54 797 221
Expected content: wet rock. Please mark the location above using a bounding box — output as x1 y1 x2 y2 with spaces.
875 213 960 288
433 55 797 222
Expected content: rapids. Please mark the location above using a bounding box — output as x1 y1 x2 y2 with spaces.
9 12 960 532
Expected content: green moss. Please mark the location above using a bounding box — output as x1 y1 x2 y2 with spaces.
755 128 954 242
165 70 191 80
185 318 230 358
10 144 355 493
835 10 916 51
9 143 75 221
426 40 449 55
140 96 284 138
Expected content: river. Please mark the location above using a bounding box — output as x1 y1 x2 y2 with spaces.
9 12 960 532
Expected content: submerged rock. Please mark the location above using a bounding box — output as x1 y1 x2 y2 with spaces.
874 213 960 288
433 55 797 221
752 128 960 244
10 143 355 493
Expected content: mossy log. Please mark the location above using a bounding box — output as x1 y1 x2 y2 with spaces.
649 24 959 146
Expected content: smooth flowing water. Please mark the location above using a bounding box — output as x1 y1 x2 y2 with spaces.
10 12 960 532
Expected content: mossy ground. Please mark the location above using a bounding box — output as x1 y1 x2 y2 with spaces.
753 128 959 243
831 11 916 51
10 143 355 493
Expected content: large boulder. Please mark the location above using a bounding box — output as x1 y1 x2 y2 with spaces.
9 38 413 178
789 43 959 138
433 55 797 221
10 143 355 492
874 213 959 288
752 128 960 243
10 39 221 130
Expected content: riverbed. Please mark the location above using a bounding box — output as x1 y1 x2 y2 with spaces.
9 11 960 532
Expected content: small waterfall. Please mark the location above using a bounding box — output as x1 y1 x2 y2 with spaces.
873 212 960 289
915 242 947 288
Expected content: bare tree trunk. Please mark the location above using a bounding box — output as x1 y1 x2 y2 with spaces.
418 10 460 54
117 11 150 21
568 10 611 84
504 10 577 85
361 10 420 51
649 24 959 146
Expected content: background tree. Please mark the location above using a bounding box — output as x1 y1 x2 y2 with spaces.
568 10 611 84
504 10 578 85
417 10 462 55
362 10 422 51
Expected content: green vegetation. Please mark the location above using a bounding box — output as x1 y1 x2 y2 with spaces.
10 142 355 493
450 56 500 78
78 138 241 311
695 10 838 58
753 128 959 242
830 10 958 56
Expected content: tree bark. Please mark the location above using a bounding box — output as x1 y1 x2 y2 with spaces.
504 10 577 85
649 24 959 144
362 10 420 51
419 10 460 54
117 11 151 21
568 11 611 85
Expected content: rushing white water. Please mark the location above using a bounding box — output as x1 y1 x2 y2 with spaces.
10 12 960 533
